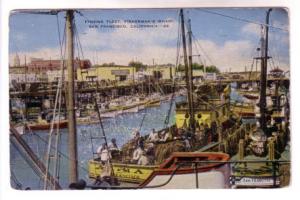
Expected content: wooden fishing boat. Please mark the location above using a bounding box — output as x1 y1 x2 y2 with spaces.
88 151 230 186
139 152 230 189
243 93 259 100
27 120 68 131
87 126 177 184
123 106 139 113
175 84 231 129
231 102 255 118
100 111 118 118
145 98 161 108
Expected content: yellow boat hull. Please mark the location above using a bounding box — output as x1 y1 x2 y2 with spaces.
88 160 157 183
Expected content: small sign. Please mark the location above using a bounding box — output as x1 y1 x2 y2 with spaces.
233 176 280 186
111 69 130 76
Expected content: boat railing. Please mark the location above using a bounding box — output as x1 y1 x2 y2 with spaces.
77 159 290 190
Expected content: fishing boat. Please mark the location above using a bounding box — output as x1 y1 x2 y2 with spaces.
26 118 68 131
145 93 162 108
123 106 139 113
100 111 118 118
175 84 232 130
145 99 161 108
243 93 259 100
231 102 255 118
87 126 181 183
88 151 230 186
96 96 150 117
89 86 225 183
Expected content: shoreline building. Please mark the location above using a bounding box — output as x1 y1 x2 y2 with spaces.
9 56 92 84
77 65 137 82
77 64 176 82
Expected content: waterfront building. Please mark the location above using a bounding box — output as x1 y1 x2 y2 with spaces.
176 69 204 81
269 68 285 78
27 57 91 73
144 65 176 80
77 65 137 82
9 57 92 84
205 72 217 81
9 63 47 85
77 64 176 82
46 70 68 82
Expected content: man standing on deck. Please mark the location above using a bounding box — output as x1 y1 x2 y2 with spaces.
131 145 144 164
108 138 119 151
97 143 111 165
147 129 159 143
132 128 140 140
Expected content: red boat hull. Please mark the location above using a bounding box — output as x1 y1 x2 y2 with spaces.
27 121 68 130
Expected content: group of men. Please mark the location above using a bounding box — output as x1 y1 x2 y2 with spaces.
96 127 195 167
130 127 192 166
96 138 119 165
130 129 153 165
147 128 172 143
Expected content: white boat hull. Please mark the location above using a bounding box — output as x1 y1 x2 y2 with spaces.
145 171 226 189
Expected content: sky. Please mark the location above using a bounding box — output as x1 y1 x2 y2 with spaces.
9 8 289 72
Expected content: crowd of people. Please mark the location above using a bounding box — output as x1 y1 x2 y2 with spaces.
128 124 218 166
96 122 220 167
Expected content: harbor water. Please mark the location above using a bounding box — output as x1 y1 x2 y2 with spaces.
10 97 184 189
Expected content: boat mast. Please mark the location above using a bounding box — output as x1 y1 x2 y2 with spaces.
180 9 195 132
260 9 272 132
187 18 195 132
66 10 78 183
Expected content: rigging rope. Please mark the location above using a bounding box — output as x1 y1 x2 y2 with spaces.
10 139 52 186
44 13 66 190
28 130 89 173
196 9 288 32
191 33 215 67
163 15 181 128
175 12 182 72
156 10 180 65
52 14 67 188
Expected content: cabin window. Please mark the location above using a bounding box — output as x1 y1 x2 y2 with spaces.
153 71 162 79
117 75 127 81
